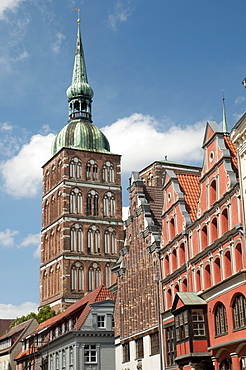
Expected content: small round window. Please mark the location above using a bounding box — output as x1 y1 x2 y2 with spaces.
209 151 214 163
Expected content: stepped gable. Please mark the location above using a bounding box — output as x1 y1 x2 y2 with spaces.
144 185 163 228
175 173 201 222
224 134 238 177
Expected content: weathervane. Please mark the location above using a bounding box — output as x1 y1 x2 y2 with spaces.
76 7 81 23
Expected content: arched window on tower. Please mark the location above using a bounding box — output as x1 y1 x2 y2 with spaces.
102 161 114 183
169 218 175 240
69 157 82 179
105 263 111 287
70 224 83 252
86 160 98 181
69 159 75 178
104 228 117 255
71 261 84 292
87 227 100 254
87 190 99 216
103 192 115 217
88 263 101 291
70 188 82 214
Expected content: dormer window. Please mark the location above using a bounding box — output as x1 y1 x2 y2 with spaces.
97 315 106 328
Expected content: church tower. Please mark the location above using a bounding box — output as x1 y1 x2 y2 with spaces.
39 18 124 312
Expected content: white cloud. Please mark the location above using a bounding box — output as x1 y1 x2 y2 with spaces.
108 1 134 30
51 32 66 54
0 302 38 319
102 113 204 173
1 122 13 131
34 244 41 258
234 96 246 105
0 229 19 247
19 233 40 248
0 0 23 18
15 50 30 62
0 133 55 198
122 206 129 221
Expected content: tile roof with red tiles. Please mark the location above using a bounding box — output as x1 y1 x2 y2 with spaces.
37 285 114 332
224 135 238 177
15 285 115 361
175 173 201 222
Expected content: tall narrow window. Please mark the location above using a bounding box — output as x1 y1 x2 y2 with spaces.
105 263 111 287
204 264 212 289
201 225 208 249
95 230 100 253
93 164 98 180
224 250 232 278
71 262 84 292
211 217 218 243
232 294 246 330
102 162 114 183
71 227 76 251
210 179 217 206
103 195 109 216
70 159 75 178
89 267 94 291
112 232 116 254
77 161 82 179
96 267 101 288
70 224 83 252
214 257 221 284
110 196 115 216
87 191 99 216
215 303 228 336
169 218 175 240
221 208 229 234
104 231 110 254
78 227 83 252
235 243 243 271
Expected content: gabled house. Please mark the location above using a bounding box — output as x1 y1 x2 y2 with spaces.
15 285 115 370
0 318 38 370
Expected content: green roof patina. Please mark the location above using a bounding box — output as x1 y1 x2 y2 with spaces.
52 120 111 156
52 20 111 157
66 21 94 100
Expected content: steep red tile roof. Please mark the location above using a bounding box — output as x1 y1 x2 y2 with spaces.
144 186 163 228
37 285 115 332
175 173 201 222
224 135 238 177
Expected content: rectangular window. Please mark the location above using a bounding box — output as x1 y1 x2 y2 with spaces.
150 332 159 355
192 309 206 336
97 315 105 328
166 325 176 366
175 310 189 342
122 342 130 363
84 344 97 363
69 347 73 366
135 338 144 359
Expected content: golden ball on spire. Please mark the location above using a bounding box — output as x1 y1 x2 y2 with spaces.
77 19 81 23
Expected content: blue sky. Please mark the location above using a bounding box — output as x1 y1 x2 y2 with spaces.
0 0 246 318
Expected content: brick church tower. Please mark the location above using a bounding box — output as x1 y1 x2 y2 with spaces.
39 18 124 312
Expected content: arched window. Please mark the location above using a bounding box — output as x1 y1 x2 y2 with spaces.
210 179 217 206
214 257 221 284
112 232 116 254
166 289 172 309
224 250 232 278
77 161 82 179
88 263 101 291
70 224 83 252
169 218 175 240
220 358 232 370
221 208 229 234
182 278 187 292
211 217 218 244
214 303 228 336
70 188 82 214
102 162 114 183
55 264 60 294
179 243 185 266
87 227 100 254
71 261 84 292
110 196 116 216
88 267 94 291
164 255 170 275
103 195 109 216
104 231 110 254
69 159 75 178
71 227 76 251
87 190 99 216
96 267 101 288
105 263 111 287
235 243 243 271
172 249 177 271
196 269 201 291
204 264 212 289
201 225 208 249
174 284 179 294
86 160 97 181
232 294 246 330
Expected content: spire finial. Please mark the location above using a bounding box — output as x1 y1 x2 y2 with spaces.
76 8 81 23
222 91 229 134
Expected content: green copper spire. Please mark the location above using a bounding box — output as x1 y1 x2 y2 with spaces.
51 17 111 157
66 18 94 122
222 93 229 133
